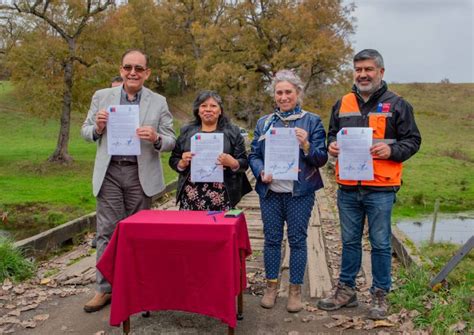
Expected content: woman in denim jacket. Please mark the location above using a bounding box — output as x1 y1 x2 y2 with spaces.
249 70 328 312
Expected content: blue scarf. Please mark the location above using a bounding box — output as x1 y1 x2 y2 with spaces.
262 105 302 135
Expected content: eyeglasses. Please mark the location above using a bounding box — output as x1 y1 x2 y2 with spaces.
121 64 147 73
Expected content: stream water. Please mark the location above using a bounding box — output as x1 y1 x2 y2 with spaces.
396 212 474 245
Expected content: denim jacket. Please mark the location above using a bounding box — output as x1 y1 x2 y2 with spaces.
249 111 328 198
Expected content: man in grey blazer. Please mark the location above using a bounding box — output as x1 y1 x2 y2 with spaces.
81 49 175 312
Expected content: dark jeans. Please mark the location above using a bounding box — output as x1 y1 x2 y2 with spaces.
337 188 395 292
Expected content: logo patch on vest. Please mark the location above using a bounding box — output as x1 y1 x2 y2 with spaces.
377 103 391 113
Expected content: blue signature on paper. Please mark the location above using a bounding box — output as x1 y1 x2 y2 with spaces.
196 164 219 179
269 159 296 176
342 162 370 172
111 137 134 147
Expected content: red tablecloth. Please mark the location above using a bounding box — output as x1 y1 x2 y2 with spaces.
97 210 252 328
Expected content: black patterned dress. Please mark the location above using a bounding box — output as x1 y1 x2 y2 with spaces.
178 175 231 211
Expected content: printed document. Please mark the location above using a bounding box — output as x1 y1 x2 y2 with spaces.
191 133 224 182
264 127 299 181
107 105 141 156
337 127 373 180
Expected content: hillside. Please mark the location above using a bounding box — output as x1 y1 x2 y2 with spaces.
0 82 472 240
388 83 473 217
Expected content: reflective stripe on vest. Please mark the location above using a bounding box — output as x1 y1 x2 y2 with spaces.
335 93 402 186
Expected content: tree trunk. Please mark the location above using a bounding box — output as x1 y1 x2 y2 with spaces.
48 43 74 163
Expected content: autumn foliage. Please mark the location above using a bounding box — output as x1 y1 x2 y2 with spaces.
2 0 354 160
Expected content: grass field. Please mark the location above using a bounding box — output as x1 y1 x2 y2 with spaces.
0 82 178 239
388 83 474 218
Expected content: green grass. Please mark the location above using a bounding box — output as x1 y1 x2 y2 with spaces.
43 268 60 278
0 237 36 282
388 83 474 219
0 81 178 239
390 241 473 334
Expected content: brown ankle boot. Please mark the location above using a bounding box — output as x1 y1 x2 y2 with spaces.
260 280 278 309
287 284 303 312
83 292 111 313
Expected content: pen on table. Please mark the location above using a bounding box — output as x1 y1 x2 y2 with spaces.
207 211 222 215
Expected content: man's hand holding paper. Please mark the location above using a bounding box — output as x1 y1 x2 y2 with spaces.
106 105 141 156
336 127 374 180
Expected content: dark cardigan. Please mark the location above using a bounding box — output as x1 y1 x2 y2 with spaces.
169 123 252 207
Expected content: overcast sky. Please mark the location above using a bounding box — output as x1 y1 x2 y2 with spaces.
349 0 473 83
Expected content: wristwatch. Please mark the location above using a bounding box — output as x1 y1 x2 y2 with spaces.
153 135 162 148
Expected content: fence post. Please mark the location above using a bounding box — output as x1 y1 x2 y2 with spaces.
429 199 440 244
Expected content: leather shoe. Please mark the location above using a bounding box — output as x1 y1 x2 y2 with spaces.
83 292 111 313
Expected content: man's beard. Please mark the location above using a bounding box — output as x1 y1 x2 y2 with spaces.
355 78 382 96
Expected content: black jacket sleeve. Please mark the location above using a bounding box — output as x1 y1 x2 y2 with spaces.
169 125 190 174
327 100 341 146
389 99 422 162
227 124 249 173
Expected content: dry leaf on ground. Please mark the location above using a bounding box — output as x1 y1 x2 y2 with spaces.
304 304 318 312
0 317 21 326
13 287 25 295
448 321 466 332
40 278 51 285
399 319 415 332
374 320 395 328
7 310 20 317
20 320 36 328
301 315 316 323
2 279 12 291
19 303 39 312
33 314 50 322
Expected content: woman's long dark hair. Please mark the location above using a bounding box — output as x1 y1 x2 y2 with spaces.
191 90 229 130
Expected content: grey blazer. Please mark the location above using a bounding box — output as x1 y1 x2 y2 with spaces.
81 85 176 197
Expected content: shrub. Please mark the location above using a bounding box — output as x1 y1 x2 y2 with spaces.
0 237 35 282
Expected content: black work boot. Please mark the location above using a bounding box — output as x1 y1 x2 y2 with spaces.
317 282 358 311
367 287 388 320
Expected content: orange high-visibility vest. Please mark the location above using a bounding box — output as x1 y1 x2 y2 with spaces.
335 93 402 186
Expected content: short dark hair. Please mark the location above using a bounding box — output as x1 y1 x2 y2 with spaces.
121 49 149 68
353 49 384 68
191 90 229 129
111 76 123 84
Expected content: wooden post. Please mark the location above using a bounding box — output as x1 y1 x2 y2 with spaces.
429 199 440 244
430 236 474 287
237 249 244 320
122 318 130 334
